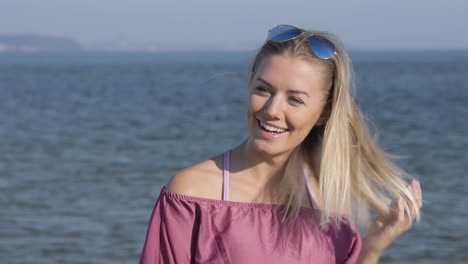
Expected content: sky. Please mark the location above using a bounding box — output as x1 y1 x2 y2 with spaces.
1 0 467 51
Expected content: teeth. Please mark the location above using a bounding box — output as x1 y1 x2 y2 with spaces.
260 120 286 133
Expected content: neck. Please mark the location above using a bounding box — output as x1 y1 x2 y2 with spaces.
231 139 297 185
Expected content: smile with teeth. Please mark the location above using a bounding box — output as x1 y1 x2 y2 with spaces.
258 120 288 133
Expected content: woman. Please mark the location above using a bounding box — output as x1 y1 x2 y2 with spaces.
139 25 423 263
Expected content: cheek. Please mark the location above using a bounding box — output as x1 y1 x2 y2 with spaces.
246 96 258 128
247 94 265 116
289 109 322 132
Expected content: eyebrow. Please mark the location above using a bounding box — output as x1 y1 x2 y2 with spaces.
256 77 310 98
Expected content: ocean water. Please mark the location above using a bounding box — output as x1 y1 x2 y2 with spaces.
0 51 467 263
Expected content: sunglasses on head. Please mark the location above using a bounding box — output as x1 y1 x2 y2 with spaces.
267 25 336 60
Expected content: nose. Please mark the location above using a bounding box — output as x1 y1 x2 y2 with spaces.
262 95 283 120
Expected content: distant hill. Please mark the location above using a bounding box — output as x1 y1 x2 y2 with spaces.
0 34 82 52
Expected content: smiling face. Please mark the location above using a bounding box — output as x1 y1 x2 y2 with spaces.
246 54 331 156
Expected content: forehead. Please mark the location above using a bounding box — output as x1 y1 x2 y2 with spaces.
253 55 329 94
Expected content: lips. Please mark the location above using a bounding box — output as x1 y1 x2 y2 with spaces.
257 119 288 133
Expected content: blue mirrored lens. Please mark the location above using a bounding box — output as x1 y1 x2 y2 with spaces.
269 25 302 42
308 35 336 59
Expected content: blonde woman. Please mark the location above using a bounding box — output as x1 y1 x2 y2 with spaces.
140 25 423 263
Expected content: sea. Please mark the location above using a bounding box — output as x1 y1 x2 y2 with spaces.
0 50 467 263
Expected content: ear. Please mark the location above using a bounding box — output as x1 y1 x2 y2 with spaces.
316 102 331 126
316 116 327 126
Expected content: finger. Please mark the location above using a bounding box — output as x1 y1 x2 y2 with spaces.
397 197 411 231
415 181 423 209
390 195 400 212
410 180 423 212
380 197 397 225
406 181 416 209
397 197 405 222
394 197 407 230
410 180 418 201
405 180 423 221
407 180 415 194
408 182 414 200
412 181 421 206
397 197 412 231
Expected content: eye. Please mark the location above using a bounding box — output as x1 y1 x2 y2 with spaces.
254 86 270 94
289 97 304 105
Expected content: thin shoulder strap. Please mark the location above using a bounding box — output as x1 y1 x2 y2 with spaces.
222 149 230 201
303 166 317 209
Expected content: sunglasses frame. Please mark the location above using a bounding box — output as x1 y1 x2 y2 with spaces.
267 24 337 60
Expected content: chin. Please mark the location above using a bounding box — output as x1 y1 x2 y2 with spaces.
249 137 295 158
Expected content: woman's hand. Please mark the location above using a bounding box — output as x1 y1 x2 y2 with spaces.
358 180 423 263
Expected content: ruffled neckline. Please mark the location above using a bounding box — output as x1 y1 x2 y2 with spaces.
161 186 316 212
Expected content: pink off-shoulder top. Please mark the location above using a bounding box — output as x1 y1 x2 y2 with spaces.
139 150 362 263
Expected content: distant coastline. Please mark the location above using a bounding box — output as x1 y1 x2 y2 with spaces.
0 34 82 52
1 50 468 66
0 33 467 64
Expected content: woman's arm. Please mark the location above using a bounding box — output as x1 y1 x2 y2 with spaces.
357 180 423 264
357 248 381 264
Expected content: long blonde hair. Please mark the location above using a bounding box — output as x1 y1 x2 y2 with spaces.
247 28 420 228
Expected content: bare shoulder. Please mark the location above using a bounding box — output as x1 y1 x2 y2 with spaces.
166 153 224 200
